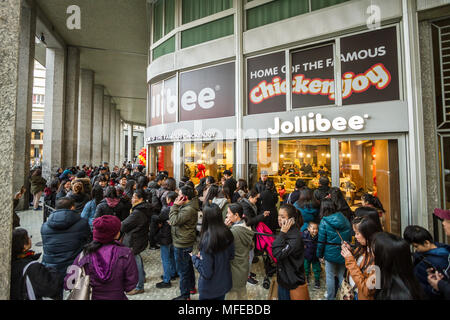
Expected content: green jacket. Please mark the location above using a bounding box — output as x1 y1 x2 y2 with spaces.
169 197 200 248
30 175 47 195
229 221 254 289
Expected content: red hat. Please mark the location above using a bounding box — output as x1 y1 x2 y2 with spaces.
433 208 450 220
93 215 122 244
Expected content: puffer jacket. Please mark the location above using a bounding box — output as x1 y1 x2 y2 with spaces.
41 209 91 274
294 202 320 232
94 198 131 221
316 212 352 264
154 205 173 246
121 201 153 255
169 197 200 248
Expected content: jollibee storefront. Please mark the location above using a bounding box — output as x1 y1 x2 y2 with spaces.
147 25 411 236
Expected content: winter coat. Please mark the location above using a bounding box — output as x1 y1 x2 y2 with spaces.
316 212 352 264
212 197 229 221
81 199 98 230
41 209 91 274
239 198 265 229
67 191 90 214
64 242 138 300
147 181 162 212
10 253 64 300
55 188 69 201
259 189 279 232
272 225 306 290
286 189 300 205
30 175 47 195
94 198 131 221
169 197 200 249
294 202 320 232
154 205 172 246
412 243 450 300
302 229 319 262
229 221 254 290
231 190 246 204
121 201 153 255
255 180 267 194
192 234 235 299
344 250 376 300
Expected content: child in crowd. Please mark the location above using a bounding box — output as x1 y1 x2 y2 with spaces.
302 221 321 289
155 191 179 288
403 225 450 300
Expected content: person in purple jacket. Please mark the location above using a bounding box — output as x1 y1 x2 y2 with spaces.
64 215 138 300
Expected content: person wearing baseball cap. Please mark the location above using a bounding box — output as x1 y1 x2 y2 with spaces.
64 215 139 300
427 208 450 300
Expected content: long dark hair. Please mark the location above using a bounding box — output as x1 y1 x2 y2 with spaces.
236 179 248 194
319 198 337 218
104 186 118 199
362 193 385 213
124 180 136 196
372 232 424 300
203 184 219 207
296 188 315 208
329 187 353 220
354 206 383 231
11 228 29 260
91 184 104 206
352 216 382 269
199 203 234 254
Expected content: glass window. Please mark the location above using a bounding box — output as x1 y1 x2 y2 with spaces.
183 141 234 185
181 15 234 49
246 0 309 30
182 0 233 24
248 138 331 196
164 0 175 35
149 144 174 177
153 36 175 60
153 0 164 43
310 0 350 11
339 139 401 234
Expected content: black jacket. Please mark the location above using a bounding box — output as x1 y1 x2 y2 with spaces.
55 189 69 201
259 189 279 232
67 192 90 214
147 181 162 213
41 209 91 274
255 180 267 194
94 198 131 221
154 205 172 246
272 226 306 290
121 201 153 255
313 185 330 202
239 198 265 229
10 253 64 300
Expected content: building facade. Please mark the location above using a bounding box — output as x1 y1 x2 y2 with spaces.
145 0 449 240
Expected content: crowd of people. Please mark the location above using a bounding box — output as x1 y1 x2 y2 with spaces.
10 163 450 300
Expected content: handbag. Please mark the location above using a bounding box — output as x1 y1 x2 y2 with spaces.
67 252 92 300
336 270 355 300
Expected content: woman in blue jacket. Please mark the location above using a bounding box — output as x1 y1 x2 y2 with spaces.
191 203 235 300
81 184 104 231
316 198 352 300
293 188 320 232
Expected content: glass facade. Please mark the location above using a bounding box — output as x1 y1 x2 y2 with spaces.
153 36 175 60
183 141 234 185
149 144 175 177
182 0 233 24
181 15 234 49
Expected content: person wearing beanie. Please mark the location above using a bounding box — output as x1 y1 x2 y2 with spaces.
64 215 139 300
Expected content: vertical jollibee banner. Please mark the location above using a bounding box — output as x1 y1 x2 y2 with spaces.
179 62 235 121
246 26 400 114
150 76 177 126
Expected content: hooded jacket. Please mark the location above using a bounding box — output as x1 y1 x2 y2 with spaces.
147 181 162 212
64 242 138 300
316 212 352 264
229 221 254 289
212 197 229 221
41 209 91 274
272 225 306 290
412 243 450 299
94 198 131 221
302 229 319 262
81 199 98 230
169 197 200 248
294 202 319 232
121 201 153 255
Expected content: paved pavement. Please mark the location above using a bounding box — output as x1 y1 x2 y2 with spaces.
17 208 327 300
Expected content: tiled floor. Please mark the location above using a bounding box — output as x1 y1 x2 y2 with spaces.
17 208 327 300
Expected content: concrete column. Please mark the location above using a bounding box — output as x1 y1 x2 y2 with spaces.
92 85 104 166
77 69 94 166
109 104 116 165
102 95 111 163
128 124 133 163
13 2 36 210
0 0 25 299
115 109 120 166
63 46 80 168
42 47 66 180
120 120 125 165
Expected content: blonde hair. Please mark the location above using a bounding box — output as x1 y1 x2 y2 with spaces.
72 181 84 194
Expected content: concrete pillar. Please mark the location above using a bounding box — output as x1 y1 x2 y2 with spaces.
77 69 94 166
102 95 111 163
13 2 36 210
115 109 120 166
92 85 104 166
42 47 66 180
63 47 80 168
0 0 24 299
109 104 116 165
128 124 133 163
120 120 125 165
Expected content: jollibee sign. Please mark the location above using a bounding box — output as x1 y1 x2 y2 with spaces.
247 26 399 114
